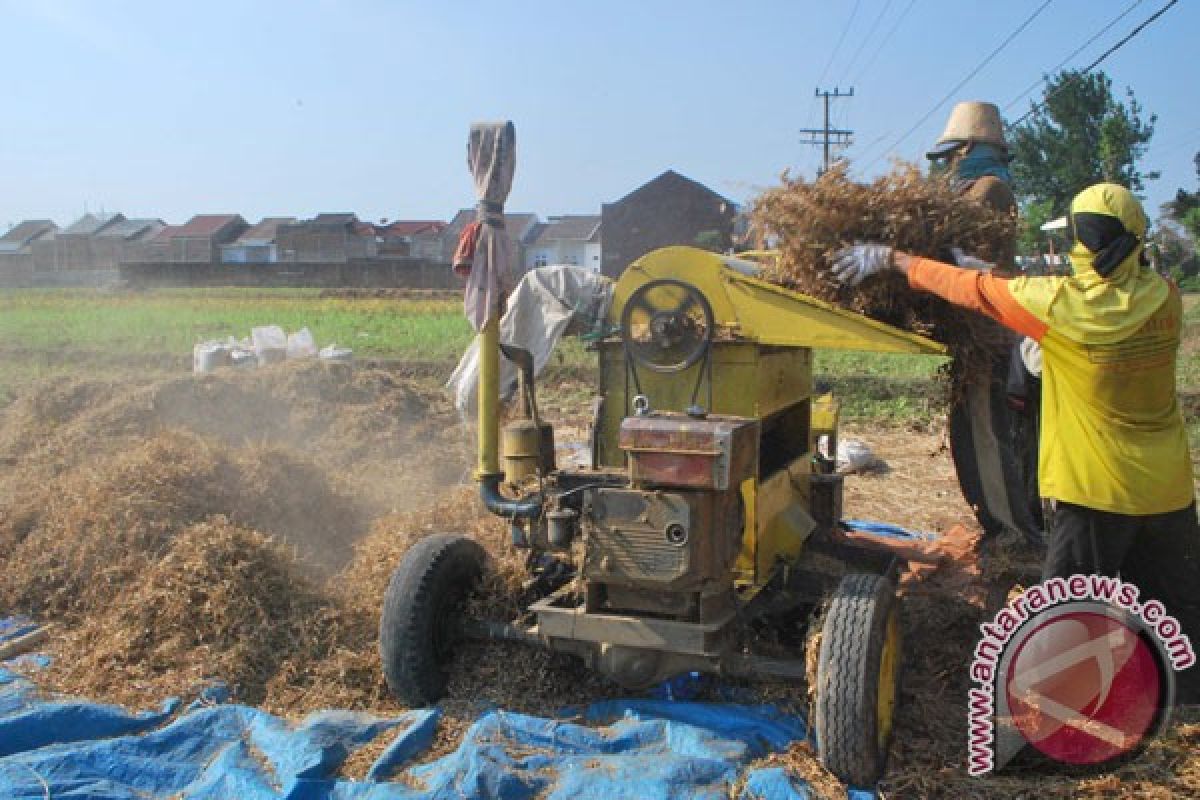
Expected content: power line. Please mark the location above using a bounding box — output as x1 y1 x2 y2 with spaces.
838 0 896 87
844 0 918 168
805 2 863 176
850 131 893 174
815 0 863 88
831 96 855 166
797 88 824 174
864 0 1055 171
1153 124 1200 159
800 88 856 175
1008 0 1178 129
849 0 918 87
1003 0 1145 113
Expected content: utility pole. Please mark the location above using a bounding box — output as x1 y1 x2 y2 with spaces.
799 87 854 175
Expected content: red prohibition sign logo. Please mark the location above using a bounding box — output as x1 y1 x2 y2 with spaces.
1003 604 1168 765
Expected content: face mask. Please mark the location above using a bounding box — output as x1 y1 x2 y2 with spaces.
955 143 1013 184
1068 211 1139 278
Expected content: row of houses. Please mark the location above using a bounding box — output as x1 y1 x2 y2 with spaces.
0 170 736 286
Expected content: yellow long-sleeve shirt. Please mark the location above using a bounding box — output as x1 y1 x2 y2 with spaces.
908 257 1192 515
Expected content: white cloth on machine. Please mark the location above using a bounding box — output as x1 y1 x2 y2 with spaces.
448 265 614 413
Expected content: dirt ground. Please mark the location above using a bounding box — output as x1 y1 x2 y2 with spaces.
1 361 1196 799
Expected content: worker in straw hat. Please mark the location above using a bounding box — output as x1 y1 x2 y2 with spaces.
924 102 1044 556
927 100 1018 259
832 182 1200 705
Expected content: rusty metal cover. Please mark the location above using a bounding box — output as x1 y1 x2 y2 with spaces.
619 412 758 490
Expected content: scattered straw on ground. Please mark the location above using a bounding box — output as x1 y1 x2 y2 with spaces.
2 359 1197 797
736 740 845 800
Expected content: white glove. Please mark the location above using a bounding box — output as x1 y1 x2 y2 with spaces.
831 244 893 286
950 247 995 271
1019 337 1043 378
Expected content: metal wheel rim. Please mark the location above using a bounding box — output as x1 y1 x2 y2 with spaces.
877 608 900 750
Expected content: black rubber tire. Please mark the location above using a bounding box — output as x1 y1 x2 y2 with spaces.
814 572 901 787
379 532 488 706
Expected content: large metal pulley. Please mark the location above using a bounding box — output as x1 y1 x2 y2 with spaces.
620 278 715 373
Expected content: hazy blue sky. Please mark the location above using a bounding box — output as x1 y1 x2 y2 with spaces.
1 0 1196 230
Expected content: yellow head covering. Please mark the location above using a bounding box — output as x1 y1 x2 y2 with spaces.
1010 183 1168 345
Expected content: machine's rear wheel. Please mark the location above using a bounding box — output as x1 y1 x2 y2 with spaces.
379 533 488 706
813 573 901 787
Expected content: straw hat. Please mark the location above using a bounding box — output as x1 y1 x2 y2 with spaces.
926 101 1007 158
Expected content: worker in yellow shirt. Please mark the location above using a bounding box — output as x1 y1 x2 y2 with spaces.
832 182 1198 703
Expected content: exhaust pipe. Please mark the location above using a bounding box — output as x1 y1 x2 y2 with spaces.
476 318 541 519
480 473 542 519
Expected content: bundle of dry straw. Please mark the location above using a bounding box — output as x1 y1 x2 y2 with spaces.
752 163 1019 389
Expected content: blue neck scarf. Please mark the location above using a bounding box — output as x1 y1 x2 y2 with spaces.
955 143 1012 184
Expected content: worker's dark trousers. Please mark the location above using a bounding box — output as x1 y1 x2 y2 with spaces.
1042 500 1200 705
949 345 1042 546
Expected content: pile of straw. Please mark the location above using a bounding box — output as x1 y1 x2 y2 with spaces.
752 163 1018 387
0 431 367 616
0 363 464 710
42 517 328 707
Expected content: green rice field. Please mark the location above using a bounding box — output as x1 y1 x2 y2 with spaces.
0 289 1194 438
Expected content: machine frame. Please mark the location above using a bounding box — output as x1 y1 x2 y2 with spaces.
379 246 946 785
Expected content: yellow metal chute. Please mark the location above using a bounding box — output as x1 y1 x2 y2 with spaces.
610 246 946 356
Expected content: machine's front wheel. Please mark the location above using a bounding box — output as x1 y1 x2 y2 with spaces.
813 572 901 787
379 533 488 706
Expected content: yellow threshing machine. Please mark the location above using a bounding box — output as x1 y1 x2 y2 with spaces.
380 246 944 785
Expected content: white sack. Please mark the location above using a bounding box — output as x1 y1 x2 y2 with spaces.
252 325 288 365
837 438 880 473
287 327 317 359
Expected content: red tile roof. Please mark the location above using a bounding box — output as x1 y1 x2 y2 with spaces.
0 219 57 247
383 220 446 237
234 217 295 245
444 210 539 242
159 214 245 239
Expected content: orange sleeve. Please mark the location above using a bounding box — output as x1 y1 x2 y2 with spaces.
907 257 1048 341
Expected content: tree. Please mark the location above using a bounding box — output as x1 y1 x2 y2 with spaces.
1159 151 1200 280
1149 223 1198 279
1017 198 1055 257
1183 208 1200 241
1162 151 1200 226
1010 70 1157 214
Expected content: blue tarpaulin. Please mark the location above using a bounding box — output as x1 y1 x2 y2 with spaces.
842 520 935 541
0 619 876 799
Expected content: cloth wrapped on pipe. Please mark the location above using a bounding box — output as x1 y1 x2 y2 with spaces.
460 121 518 331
